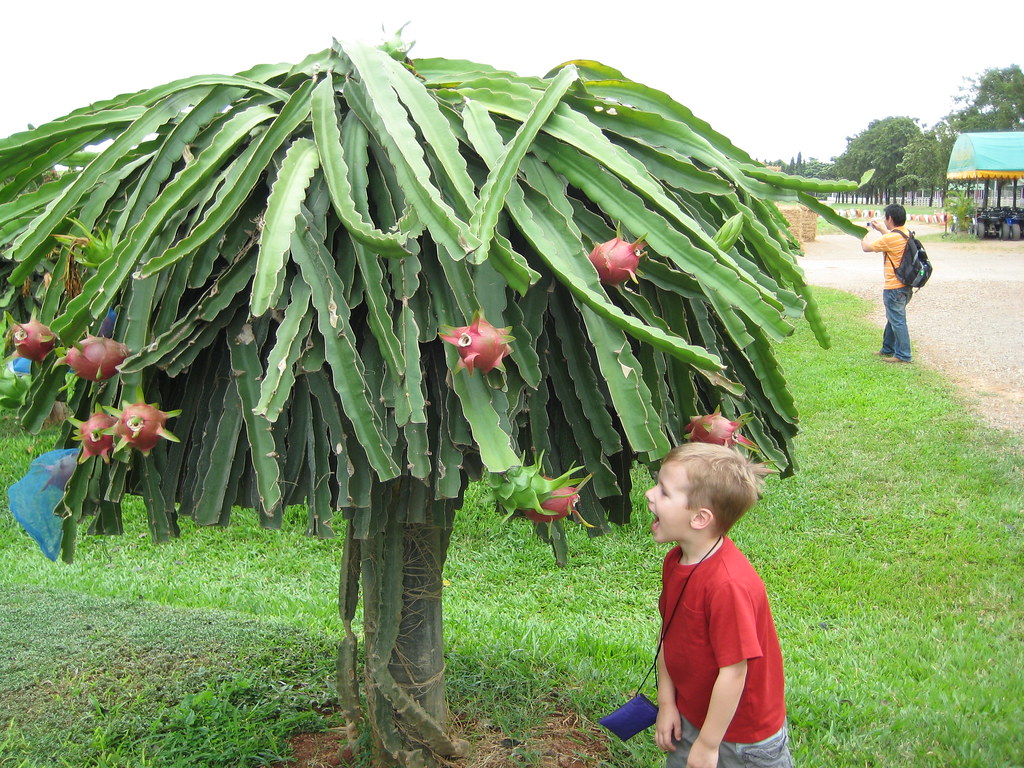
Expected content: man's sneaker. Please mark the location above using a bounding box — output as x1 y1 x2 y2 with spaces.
880 356 911 364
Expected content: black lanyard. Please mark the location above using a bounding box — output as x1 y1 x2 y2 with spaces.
637 537 723 694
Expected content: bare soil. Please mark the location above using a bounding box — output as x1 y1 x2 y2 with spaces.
271 710 612 767
799 224 1024 432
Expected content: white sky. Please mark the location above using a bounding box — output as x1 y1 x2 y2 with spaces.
2 0 1020 162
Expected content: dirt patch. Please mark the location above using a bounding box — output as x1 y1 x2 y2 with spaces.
279 730 351 767
798 224 1024 433
272 711 613 767
463 712 611 768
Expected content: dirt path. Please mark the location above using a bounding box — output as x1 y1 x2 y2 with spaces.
798 223 1024 431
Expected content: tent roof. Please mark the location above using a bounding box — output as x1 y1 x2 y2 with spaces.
947 132 1024 180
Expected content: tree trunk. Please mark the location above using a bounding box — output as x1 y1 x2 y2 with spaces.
336 477 469 766
391 523 448 720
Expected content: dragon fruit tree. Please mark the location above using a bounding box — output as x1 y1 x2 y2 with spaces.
0 36 864 766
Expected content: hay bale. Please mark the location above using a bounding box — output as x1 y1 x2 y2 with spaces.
776 204 818 243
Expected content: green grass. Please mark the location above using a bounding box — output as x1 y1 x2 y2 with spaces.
815 203 952 237
0 587 338 767
1 288 1022 767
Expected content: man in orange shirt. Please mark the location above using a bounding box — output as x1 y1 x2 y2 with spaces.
861 203 913 363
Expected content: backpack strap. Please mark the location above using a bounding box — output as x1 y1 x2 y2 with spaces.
885 230 912 290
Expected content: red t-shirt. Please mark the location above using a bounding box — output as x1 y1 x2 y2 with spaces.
659 538 786 743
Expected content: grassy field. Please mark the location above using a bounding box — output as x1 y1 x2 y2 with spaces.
1 288 1022 767
815 203 953 237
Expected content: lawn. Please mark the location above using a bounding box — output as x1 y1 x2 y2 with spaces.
1 288 1022 767
814 202 952 237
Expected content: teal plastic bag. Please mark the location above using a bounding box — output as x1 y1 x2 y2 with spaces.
8 448 79 561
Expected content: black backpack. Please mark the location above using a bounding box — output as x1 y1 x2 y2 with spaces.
888 230 933 290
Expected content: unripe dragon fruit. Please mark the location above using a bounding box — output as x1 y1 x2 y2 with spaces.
522 484 580 524
484 454 593 527
106 399 181 456
684 411 756 449
439 312 514 375
59 336 129 382
69 411 118 463
10 318 56 362
587 235 645 285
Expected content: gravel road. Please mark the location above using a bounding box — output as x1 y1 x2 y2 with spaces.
797 223 1024 432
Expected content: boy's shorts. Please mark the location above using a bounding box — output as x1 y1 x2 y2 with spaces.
664 716 793 768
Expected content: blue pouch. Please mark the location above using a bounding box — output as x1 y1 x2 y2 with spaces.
598 693 658 741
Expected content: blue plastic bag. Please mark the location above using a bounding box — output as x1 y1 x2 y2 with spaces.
7 448 80 561
9 356 31 375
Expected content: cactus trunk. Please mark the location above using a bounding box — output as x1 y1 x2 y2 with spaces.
338 479 463 766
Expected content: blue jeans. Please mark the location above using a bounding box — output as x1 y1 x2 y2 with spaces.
881 287 912 361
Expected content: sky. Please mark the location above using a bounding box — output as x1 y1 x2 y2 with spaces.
2 0 1020 162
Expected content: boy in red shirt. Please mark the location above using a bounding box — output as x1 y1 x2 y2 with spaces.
646 443 793 768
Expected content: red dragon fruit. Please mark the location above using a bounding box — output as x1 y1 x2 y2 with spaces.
107 399 180 456
59 335 129 382
438 312 514 375
587 234 646 284
522 484 581 524
10 318 56 362
69 411 118 463
684 411 756 449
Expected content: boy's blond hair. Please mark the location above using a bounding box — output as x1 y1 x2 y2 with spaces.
661 443 766 533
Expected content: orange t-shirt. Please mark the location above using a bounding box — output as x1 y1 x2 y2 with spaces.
867 226 909 289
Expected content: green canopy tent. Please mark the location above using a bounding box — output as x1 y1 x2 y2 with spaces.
947 131 1024 181
947 132 1024 238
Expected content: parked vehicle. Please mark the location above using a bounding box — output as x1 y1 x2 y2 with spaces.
973 206 1023 240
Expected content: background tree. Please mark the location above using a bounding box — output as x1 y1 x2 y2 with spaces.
0 39 862 765
834 116 922 203
761 157 834 187
799 158 835 180
950 65 1024 132
896 125 951 205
